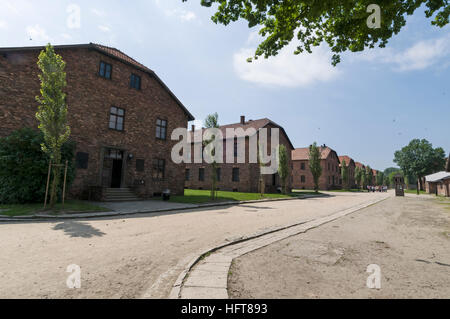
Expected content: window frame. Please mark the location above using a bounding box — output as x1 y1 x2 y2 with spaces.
99 61 112 79
152 158 166 181
199 168 205 182
130 73 141 90
232 168 240 182
109 106 125 132
156 118 168 141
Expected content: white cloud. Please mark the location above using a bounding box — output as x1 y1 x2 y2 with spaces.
180 11 196 22
91 8 106 17
98 25 111 32
357 34 450 71
233 44 340 88
0 20 7 29
26 24 50 41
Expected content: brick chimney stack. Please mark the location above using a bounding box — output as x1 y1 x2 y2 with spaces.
240 116 246 125
191 125 195 132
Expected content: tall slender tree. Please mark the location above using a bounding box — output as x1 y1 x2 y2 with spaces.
354 166 362 189
278 144 289 194
204 113 220 200
36 44 71 209
309 142 322 193
341 160 349 190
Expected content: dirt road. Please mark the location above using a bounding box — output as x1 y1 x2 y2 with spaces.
0 192 389 299
228 195 450 299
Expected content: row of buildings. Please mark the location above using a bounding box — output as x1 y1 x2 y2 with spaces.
425 159 450 197
0 43 381 201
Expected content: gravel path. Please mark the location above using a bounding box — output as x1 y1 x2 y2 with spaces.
0 191 388 299
228 195 450 299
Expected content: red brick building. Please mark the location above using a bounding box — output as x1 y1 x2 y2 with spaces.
292 145 341 190
0 43 195 200
185 117 294 193
425 172 450 197
339 155 356 188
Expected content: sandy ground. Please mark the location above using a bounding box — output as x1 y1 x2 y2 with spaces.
0 192 388 299
228 195 450 299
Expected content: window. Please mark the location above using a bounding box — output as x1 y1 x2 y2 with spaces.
301 175 306 183
109 107 125 131
216 168 221 182
130 74 141 90
199 168 205 181
301 163 305 170
75 152 89 169
136 159 145 172
156 119 167 140
152 159 165 180
234 138 238 157
185 169 190 181
232 168 240 182
99 61 112 79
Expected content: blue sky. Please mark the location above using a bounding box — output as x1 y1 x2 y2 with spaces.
0 0 449 171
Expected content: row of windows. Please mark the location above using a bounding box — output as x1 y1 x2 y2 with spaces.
76 152 166 181
185 168 240 182
99 61 142 90
108 106 168 140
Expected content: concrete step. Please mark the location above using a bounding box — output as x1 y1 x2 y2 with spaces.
104 188 140 202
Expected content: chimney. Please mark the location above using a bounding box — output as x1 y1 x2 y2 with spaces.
191 125 195 132
240 116 246 125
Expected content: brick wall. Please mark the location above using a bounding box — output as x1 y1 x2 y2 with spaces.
0 46 191 199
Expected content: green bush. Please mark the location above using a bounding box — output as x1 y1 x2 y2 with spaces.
0 128 76 204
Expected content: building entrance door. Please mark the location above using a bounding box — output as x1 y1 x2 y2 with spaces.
102 149 124 188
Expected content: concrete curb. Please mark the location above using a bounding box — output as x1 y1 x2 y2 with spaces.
169 195 390 299
0 194 327 223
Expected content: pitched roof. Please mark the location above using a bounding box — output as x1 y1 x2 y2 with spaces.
339 155 355 166
292 146 336 161
425 171 450 183
0 43 195 121
355 162 366 169
191 118 294 149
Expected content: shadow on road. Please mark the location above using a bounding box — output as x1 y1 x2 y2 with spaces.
53 221 106 238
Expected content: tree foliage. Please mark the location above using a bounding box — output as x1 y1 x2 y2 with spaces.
355 166 363 189
189 0 450 65
0 128 75 204
36 44 71 208
394 138 446 194
309 142 322 192
204 112 220 200
341 160 349 190
278 144 289 194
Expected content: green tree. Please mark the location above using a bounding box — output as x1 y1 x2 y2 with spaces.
36 44 71 209
377 171 385 186
278 144 289 194
188 0 450 65
394 139 446 195
354 166 363 189
0 128 75 204
361 168 367 190
341 160 349 190
366 166 373 188
309 142 322 193
204 113 220 201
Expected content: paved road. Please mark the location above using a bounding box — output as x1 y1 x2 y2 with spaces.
229 195 450 298
0 191 389 299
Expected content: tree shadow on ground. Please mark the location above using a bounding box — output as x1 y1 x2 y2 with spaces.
53 221 106 238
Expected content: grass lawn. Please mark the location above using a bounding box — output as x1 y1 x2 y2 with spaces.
168 189 322 204
0 200 108 217
404 189 428 195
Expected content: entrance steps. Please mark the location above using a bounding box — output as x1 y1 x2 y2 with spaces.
104 188 141 202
